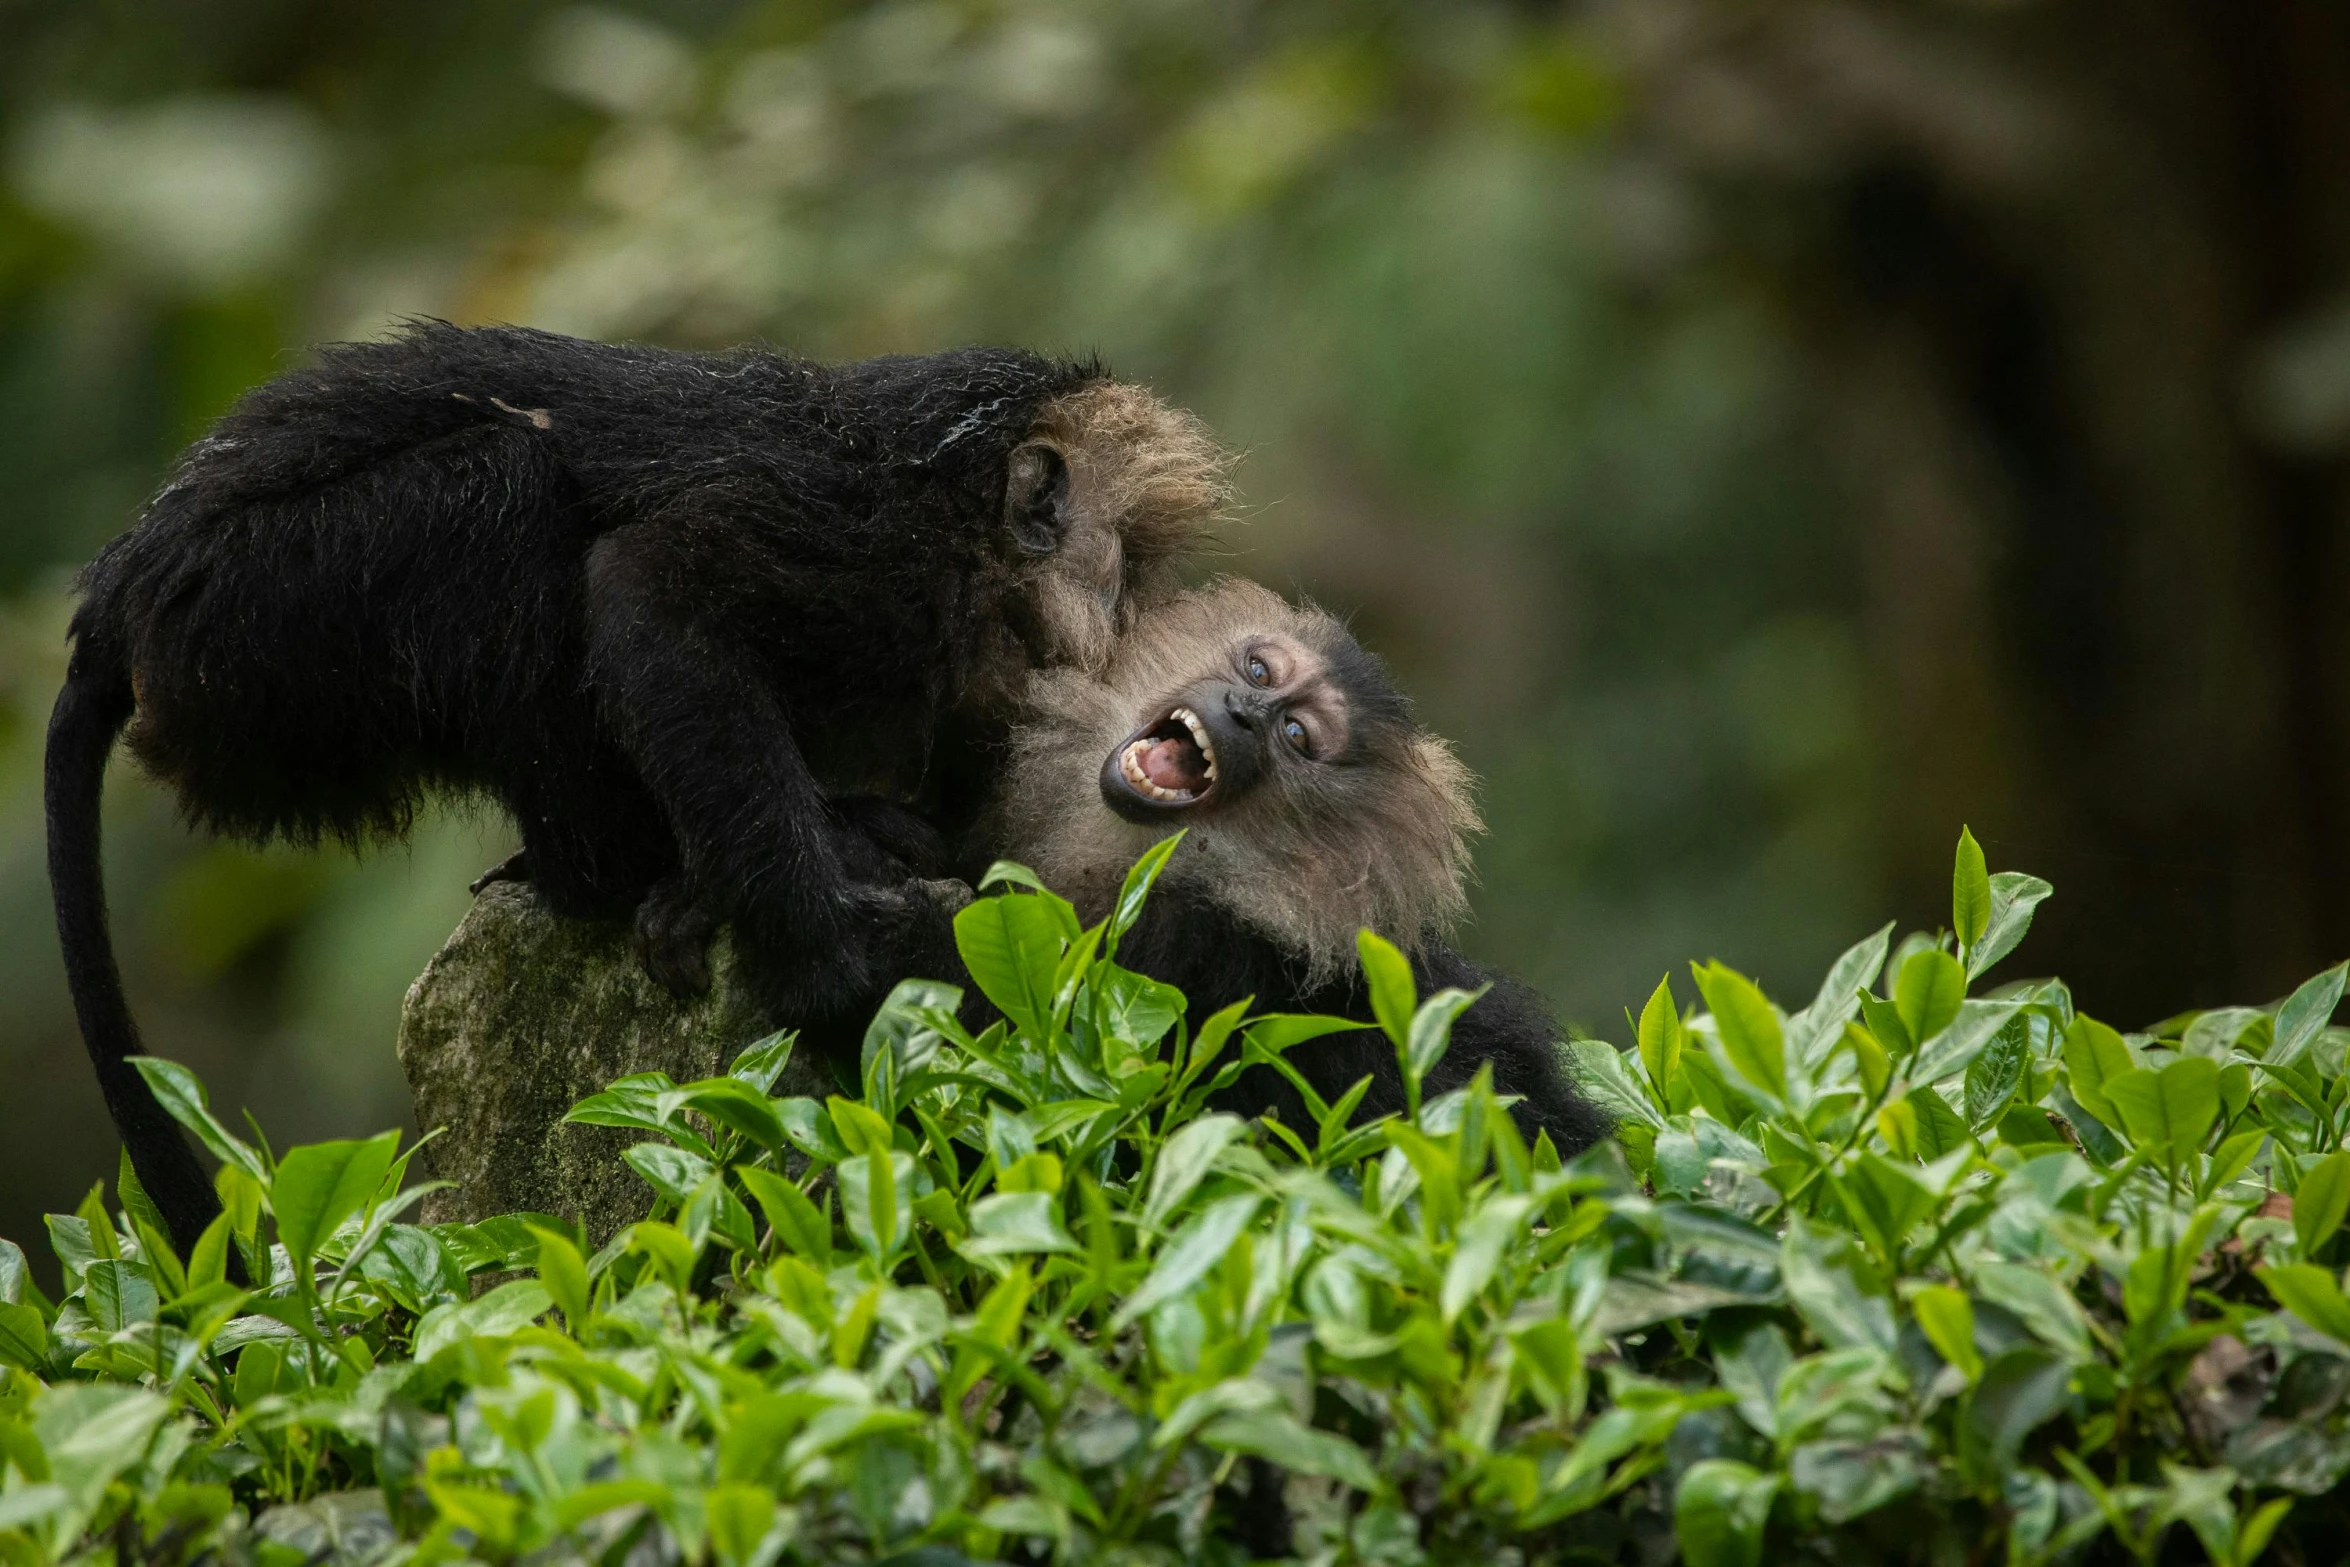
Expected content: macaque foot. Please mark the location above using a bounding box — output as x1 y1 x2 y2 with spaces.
633 877 718 997
469 850 530 896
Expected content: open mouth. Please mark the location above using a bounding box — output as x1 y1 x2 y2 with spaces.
1115 705 1219 806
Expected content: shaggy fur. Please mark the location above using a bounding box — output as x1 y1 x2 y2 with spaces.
990 578 1479 977
975 579 1606 1152
48 321 1227 1249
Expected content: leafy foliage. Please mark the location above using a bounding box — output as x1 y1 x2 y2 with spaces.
3 834 2349 1564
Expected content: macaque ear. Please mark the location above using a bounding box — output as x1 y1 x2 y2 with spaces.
1004 441 1071 555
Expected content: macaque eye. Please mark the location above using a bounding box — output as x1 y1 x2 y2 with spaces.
1283 717 1310 752
1246 655 1271 686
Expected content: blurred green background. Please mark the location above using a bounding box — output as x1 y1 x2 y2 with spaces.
6 0 2349 1255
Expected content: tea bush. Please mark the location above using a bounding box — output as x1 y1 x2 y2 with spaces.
2 831 2348 1565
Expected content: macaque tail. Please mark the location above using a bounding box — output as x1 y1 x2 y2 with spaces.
46 654 222 1253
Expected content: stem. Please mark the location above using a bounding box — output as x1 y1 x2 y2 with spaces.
1761 1074 1896 1224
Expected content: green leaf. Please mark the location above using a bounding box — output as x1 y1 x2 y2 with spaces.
1834 1154 1938 1265
1637 975 1684 1097
0 1303 48 1372
955 890 1070 1038
1406 987 1480 1086
622 1222 699 1291
704 1482 778 1567
80 1261 158 1333
1894 949 1966 1050
129 1057 266 1181
1910 1284 1981 1382
737 1167 832 1266
1969 873 2053 982
1966 1346 2072 1463
1903 1087 1972 1161
1972 1262 2094 1361
2260 1263 2350 1345
1441 1194 1535 1323
623 1141 715 1202
1357 929 1416 1047
527 1225 590 1329
1788 925 1894 1067
827 1097 896 1160
959 1192 1081 1260
2061 1015 2137 1129
413 1279 552 1361
271 1131 398 1264
2272 962 2347 1068
675 1079 788 1151
1953 827 1990 955
1112 1193 1262 1329
726 1029 798 1093
1675 1459 1779 1567
2297 1150 2350 1257
838 1152 917 1261
2204 1128 2265 1196
1781 1218 1897 1352
1963 1014 2032 1131
1858 995 1912 1059
1142 1113 1244 1230
115 1151 168 1247
1565 1039 1664 1130
1788 1435 1927 1526
1693 961 1789 1103
33 1383 169 1522
2102 1057 2220 1162
1199 1411 1379 1493
1108 831 1184 942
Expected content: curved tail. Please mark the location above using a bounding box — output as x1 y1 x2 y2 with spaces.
46 653 221 1252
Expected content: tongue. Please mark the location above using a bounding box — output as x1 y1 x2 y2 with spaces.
1139 737 1204 791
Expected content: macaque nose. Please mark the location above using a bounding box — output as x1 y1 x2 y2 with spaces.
1223 687 1265 729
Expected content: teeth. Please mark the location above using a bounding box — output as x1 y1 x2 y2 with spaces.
1120 739 1198 803
1171 706 1219 780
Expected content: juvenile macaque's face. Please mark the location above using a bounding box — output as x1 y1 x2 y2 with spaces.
1100 631 1356 820
987 578 1480 972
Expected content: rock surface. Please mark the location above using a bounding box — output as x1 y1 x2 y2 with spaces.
395 881 830 1243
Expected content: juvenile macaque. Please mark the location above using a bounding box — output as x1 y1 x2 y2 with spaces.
975 578 1605 1149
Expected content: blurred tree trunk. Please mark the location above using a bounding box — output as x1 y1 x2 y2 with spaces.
1601 0 2350 1020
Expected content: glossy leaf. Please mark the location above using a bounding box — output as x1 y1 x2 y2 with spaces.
1968 872 2054 981
2260 1263 2350 1344
2297 1150 2350 1257
1952 826 1991 955
272 1131 398 1263
955 890 1070 1039
1893 949 1965 1051
2062 1014 2137 1129
1910 1284 1981 1382
1693 961 1789 1103
2272 962 2348 1068
1676 1460 1779 1567
1357 929 1416 1047
2103 1057 2220 1162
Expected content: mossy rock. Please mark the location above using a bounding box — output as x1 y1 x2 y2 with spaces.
395 881 832 1244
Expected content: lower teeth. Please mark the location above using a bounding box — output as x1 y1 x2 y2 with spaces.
1122 740 1196 802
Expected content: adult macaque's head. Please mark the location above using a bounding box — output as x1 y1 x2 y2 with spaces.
850 349 1229 701
987 578 1479 974
993 381 1230 675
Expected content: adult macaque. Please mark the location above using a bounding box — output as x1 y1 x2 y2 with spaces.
48 321 1227 1249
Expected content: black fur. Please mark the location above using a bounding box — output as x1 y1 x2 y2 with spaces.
50 321 1102 1250
1112 886 1609 1154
